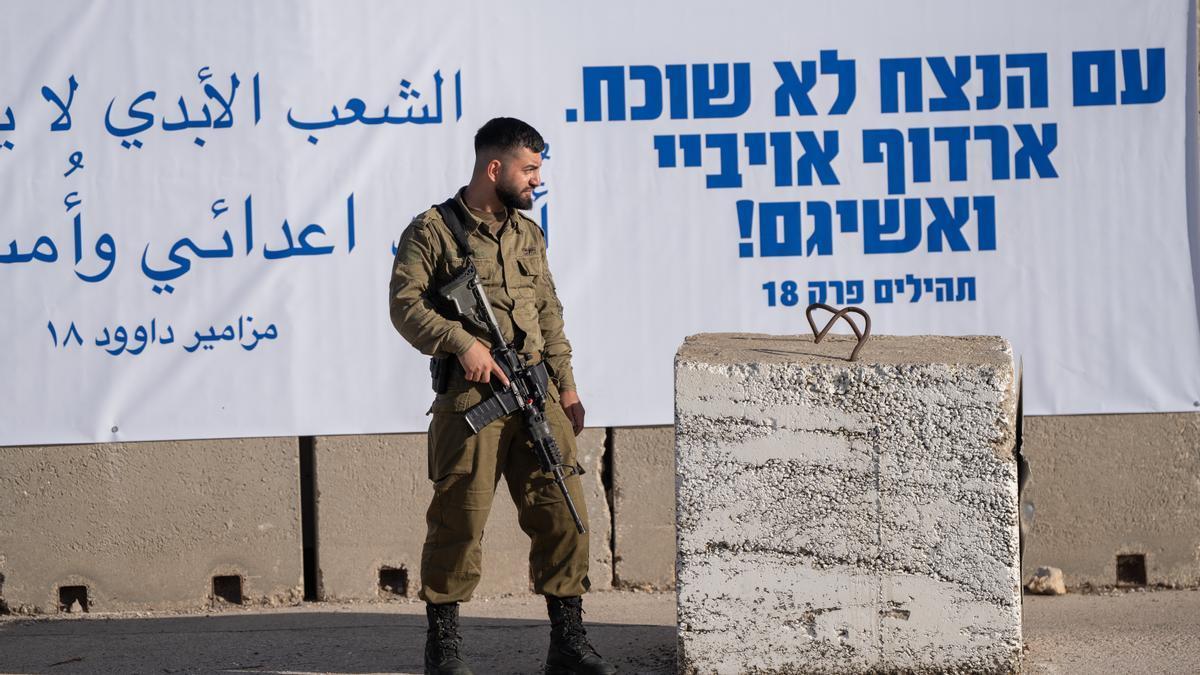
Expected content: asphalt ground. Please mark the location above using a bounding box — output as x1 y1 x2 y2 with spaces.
1 588 1197 674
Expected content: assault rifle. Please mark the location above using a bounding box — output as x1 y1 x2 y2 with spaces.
431 200 587 534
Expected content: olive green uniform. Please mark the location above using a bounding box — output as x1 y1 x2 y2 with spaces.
389 189 590 604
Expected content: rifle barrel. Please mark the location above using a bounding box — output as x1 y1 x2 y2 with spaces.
553 466 588 534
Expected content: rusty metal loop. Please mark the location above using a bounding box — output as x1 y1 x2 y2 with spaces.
805 303 862 341
804 303 872 362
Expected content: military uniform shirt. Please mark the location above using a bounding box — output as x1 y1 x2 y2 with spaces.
389 189 577 401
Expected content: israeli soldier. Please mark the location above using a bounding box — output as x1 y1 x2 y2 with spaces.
389 117 617 675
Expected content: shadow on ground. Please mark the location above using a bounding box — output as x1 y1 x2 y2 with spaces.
0 612 676 674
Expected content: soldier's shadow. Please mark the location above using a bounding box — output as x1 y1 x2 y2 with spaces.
0 611 676 675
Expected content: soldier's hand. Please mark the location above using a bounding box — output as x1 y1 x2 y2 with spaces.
560 390 585 436
458 341 510 387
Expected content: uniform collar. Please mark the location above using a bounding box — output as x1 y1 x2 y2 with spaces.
455 187 521 234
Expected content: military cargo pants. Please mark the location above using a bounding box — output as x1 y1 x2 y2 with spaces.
419 394 591 604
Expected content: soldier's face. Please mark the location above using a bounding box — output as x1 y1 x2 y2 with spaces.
494 147 542 210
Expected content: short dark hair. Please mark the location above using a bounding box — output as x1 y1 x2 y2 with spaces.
474 117 545 156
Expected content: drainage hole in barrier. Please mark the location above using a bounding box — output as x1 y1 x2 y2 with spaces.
1116 554 1148 586
379 566 408 597
212 575 244 604
59 585 89 613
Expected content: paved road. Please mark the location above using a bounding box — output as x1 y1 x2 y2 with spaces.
1 588 1197 674
1021 588 1200 674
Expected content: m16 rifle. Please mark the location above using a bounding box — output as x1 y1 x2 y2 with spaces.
430 200 587 534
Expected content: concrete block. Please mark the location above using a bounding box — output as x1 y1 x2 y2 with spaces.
313 428 610 602
312 433 432 601
611 426 676 588
0 438 303 614
578 427 614 592
675 333 1022 674
1021 412 1200 589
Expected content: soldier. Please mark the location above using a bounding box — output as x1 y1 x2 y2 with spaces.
389 117 617 675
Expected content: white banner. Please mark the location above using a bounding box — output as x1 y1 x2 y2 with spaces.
1 0 1197 445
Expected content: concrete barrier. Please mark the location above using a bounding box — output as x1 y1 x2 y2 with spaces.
0 438 303 614
1021 412 1200 589
675 333 1022 674
0 405 1188 617
312 428 611 603
610 426 676 588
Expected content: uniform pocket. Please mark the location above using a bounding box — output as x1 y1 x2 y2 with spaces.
429 380 492 413
472 257 501 290
545 402 577 463
438 254 466 282
513 255 542 298
512 301 543 353
515 255 542 278
427 412 477 481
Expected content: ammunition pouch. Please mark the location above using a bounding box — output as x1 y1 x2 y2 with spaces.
430 355 455 394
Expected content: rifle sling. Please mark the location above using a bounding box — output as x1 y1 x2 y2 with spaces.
434 197 475 259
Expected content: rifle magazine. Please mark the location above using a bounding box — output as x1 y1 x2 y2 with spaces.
465 390 522 434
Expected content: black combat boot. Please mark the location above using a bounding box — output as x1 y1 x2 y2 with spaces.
544 595 618 674
425 602 473 675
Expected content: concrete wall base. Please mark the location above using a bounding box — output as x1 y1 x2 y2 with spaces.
1 408 1194 614
0 438 303 614
611 426 676 589
1021 412 1200 589
313 428 611 603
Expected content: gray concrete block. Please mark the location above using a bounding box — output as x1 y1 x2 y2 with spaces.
611 426 676 589
311 433 431 602
313 433 524 600
1021 412 1200 589
313 428 610 603
675 333 1022 674
578 428 614 592
0 438 303 614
